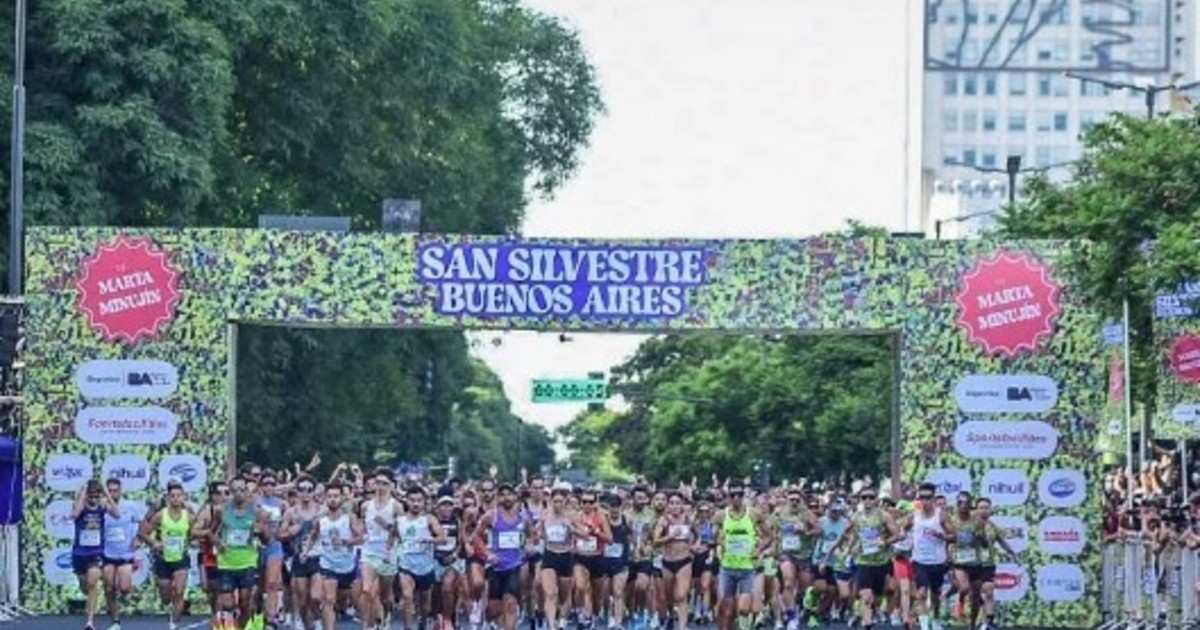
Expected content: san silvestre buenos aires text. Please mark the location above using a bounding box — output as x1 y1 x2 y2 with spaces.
417 243 709 318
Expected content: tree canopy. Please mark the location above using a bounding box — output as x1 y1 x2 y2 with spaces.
1000 110 1200 410
558 333 895 485
1 0 604 477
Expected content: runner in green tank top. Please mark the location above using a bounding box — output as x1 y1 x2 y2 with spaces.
829 488 899 630
773 487 819 629
211 476 268 629
714 484 771 630
137 481 194 629
967 498 1018 630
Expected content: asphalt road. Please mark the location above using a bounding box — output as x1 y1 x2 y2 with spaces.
0 619 1077 630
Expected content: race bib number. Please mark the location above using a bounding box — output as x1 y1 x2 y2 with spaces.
402 540 425 554
79 529 102 547
861 540 882 555
106 527 127 544
497 531 522 550
653 555 663 570
781 535 801 552
546 525 569 544
955 548 977 564
264 506 282 524
670 525 690 541
576 537 598 553
437 536 457 552
605 543 624 558
226 528 251 547
367 529 389 544
727 538 752 556
165 535 186 556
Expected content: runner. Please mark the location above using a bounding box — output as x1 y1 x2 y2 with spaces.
889 499 915 630
572 487 612 629
654 491 693 630
523 474 550 630
539 485 575 630
360 469 401 630
467 478 499 627
910 483 951 630
691 496 719 627
714 483 769 630
831 487 900 630
256 473 288 629
397 484 448 630
138 481 193 630
101 478 140 630
304 481 363 630
967 498 1019 630
627 486 657 629
773 488 818 630
948 492 977 623
434 492 465 630
193 481 230 623
73 479 119 630
210 476 270 630
474 482 535 630
279 475 321 630
603 492 632 630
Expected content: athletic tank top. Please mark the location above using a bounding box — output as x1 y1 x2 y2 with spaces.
912 508 947 565
490 508 525 571
853 510 889 566
73 504 106 557
103 502 138 560
317 513 355 574
159 508 190 563
218 504 258 570
543 513 573 552
721 508 757 570
575 512 605 556
397 513 436 574
363 499 397 558
436 516 459 563
606 515 630 562
951 513 978 566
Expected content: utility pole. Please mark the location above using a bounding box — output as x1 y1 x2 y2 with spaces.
9 0 28 295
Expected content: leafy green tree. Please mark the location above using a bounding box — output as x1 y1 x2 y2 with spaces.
1 0 602 475
1000 111 1200 409
559 334 894 484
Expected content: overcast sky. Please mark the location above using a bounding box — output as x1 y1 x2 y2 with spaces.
474 0 921 449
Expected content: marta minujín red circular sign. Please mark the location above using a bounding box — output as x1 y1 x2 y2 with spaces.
954 251 1062 358
1169 334 1200 383
75 234 181 344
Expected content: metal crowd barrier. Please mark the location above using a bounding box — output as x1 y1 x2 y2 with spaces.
0 526 33 623
1099 536 1197 630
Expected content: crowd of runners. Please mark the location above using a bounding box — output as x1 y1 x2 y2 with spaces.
68 461 1022 630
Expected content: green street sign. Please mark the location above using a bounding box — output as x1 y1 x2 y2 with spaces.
531 378 607 403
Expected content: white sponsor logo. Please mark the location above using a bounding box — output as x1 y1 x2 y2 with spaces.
75 360 179 400
44 453 93 492
101 454 151 491
993 563 1028 602
953 374 1059 414
43 499 76 540
43 546 76 586
991 516 1029 554
982 469 1030 507
75 407 178 445
953 421 1057 460
1037 469 1087 508
1038 516 1087 556
1036 563 1086 602
1173 404 1200 425
158 454 207 492
924 468 972 497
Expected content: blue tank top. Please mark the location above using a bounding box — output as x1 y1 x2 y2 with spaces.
102 504 139 560
74 504 106 557
698 521 716 545
490 508 525 572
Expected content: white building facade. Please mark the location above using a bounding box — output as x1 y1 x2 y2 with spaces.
921 0 1196 237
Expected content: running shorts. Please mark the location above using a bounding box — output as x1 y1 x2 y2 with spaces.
913 562 947 591
855 563 890 596
891 556 913 581
542 551 573 579
487 566 521 601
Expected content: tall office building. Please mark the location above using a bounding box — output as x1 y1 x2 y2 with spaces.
922 0 1196 237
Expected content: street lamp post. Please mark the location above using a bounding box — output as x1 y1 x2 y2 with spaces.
9 0 27 296
935 157 1073 239
1064 72 1200 120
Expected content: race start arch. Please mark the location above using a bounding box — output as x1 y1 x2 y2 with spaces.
24 227 1103 626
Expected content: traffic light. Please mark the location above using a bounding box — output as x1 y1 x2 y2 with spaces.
587 371 605 412
423 359 435 394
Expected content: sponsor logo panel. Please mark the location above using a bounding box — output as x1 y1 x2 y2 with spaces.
993 562 1028 602
981 468 1030 507
44 453 93 492
43 499 76 540
101 454 151 491
1036 469 1086 508
43 546 76 586
74 407 178 445
924 468 972 497
991 515 1029 554
952 421 1058 460
953 374 1059 414
1037 516 1087 556
75 359 179 400
158 454 207 492
1036 563 1086 602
